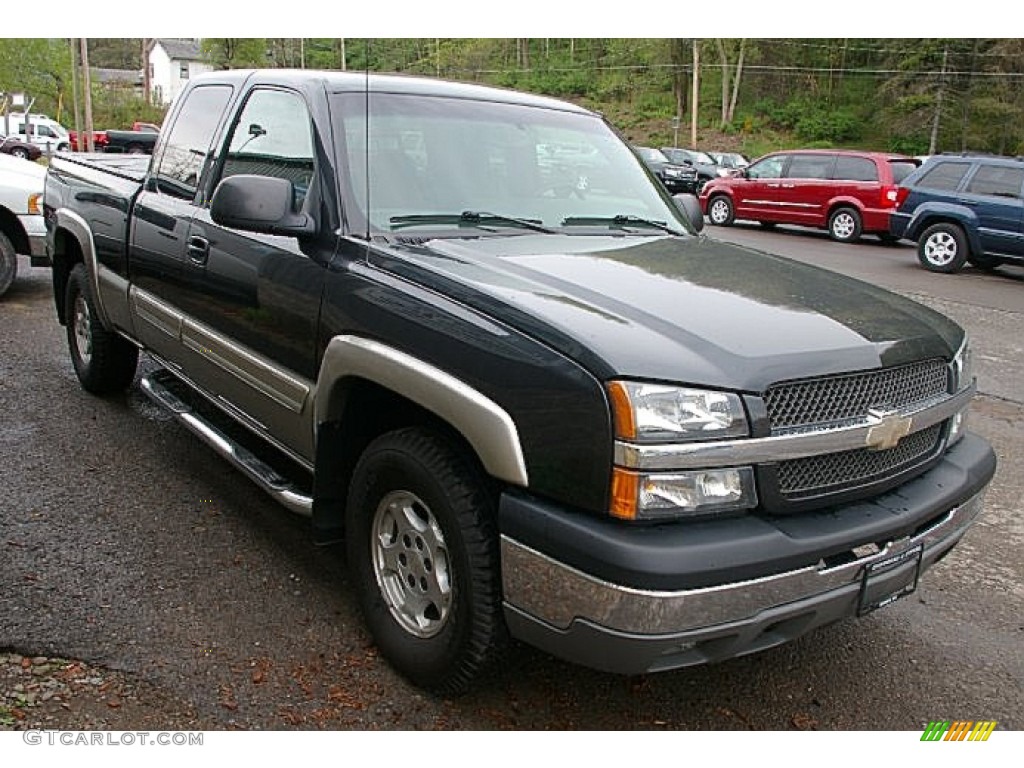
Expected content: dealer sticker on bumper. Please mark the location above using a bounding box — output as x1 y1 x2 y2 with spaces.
857 543 924 616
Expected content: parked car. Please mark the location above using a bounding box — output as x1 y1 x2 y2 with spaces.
633 145 698 193
661 147 729 190
708 151 750 173
0 153 47 296
5 112 71 153
890 153 1024 273
45 70 994 694
0 133 43 161
700 149 920 243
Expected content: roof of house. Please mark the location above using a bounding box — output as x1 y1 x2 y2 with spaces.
153 39 203 62
93 68 142 85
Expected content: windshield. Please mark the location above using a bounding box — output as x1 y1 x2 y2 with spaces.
690 150 715 164
333 92 687 236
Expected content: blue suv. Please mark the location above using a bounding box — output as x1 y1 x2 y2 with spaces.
890 154 1024 273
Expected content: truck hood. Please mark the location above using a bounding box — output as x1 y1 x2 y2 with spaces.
372 233 963 392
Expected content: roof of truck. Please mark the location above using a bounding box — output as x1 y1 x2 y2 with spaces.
189 69 597 117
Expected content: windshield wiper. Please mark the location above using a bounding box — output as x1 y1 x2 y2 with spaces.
561 215 682 234
389 211 555 234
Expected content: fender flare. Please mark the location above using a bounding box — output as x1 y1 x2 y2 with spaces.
315 335 529 488
53 207 113 330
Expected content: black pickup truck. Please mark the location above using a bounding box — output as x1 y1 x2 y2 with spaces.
44 70 996 694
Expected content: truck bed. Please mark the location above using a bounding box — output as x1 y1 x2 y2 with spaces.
54 152 150 183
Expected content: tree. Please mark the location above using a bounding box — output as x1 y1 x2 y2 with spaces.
200 39 268 70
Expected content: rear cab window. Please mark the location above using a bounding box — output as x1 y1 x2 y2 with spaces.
152 85 234 201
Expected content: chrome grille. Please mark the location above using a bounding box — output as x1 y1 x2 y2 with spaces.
764 359 948 432
776 424 942 498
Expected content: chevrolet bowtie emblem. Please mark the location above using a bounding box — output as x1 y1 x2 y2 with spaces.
865 408 913 451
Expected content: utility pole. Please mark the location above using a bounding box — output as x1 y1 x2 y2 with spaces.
691 39 700 148
69 39 82 150
79 38 95 153
929 45 948 156
142 38 151 104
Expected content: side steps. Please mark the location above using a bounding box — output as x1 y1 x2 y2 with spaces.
140 369 313 517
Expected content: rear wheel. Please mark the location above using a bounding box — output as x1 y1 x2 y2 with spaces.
345 427 506 695
10 146 29 160
65 264 138 394
828 207 862 243
707 195 735 226
126 143 145 154
918 223 969 273
0 231 17 297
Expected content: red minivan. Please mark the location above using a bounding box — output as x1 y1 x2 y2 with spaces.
699 149 920 243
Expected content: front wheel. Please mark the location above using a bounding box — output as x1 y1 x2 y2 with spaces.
917 223 969 273
10 147 29 160
65 264 139 394
828 207 862 243
0 231 17 297
345 427 506 695
707 195 735 226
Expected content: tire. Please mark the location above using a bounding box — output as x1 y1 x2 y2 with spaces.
10 147 29 160
126 143 145 155
707 195 735 226
828 207 862 243
65 263 138 394
0 231 17 298
345 427 506 695
917 223 969 273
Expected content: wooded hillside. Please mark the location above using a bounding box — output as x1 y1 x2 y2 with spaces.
4 38 1023 157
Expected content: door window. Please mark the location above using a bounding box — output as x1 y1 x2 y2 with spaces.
217 89 316 211
747 155 786 179
153 85 233 200
787 154 834 179
964 165 1024 199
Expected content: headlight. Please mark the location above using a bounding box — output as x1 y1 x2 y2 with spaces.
664 168 682 178
607 381 749 443
951 337 973 391
611 466 757 521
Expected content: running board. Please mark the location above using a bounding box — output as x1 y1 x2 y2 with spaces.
140 371 313 517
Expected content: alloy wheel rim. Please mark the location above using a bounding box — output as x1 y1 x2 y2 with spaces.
710 200 729 224
73 294 93 366
371 490 452 638
924 233 956 265
833 213 855 239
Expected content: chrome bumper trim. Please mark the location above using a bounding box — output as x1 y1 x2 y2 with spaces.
614 385 973 471
501 491 984 635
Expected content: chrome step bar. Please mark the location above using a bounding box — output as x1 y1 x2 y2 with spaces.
140 371 313 517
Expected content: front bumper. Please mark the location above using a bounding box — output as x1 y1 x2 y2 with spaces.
662 176 698 194
500 433 995 674
18 213 49 266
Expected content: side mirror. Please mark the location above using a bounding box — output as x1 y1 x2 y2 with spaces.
210 175 315 237
673 193 704 233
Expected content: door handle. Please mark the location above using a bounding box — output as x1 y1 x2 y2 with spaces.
187 236 209 265
956 199 979 206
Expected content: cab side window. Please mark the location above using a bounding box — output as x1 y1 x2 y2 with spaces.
217 89 316 211
832 156 877 182
152 85 233 201
787 154 834 180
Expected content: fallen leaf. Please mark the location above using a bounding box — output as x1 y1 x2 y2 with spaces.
251 669 265 685
107 697 122 709
792 713 818 730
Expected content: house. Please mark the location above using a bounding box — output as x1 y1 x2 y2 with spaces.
93 68 144 97
147 39 213 107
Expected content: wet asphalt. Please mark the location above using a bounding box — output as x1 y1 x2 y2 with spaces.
1 245 1021 730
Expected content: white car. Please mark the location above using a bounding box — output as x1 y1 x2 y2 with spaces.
0 153 47 297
